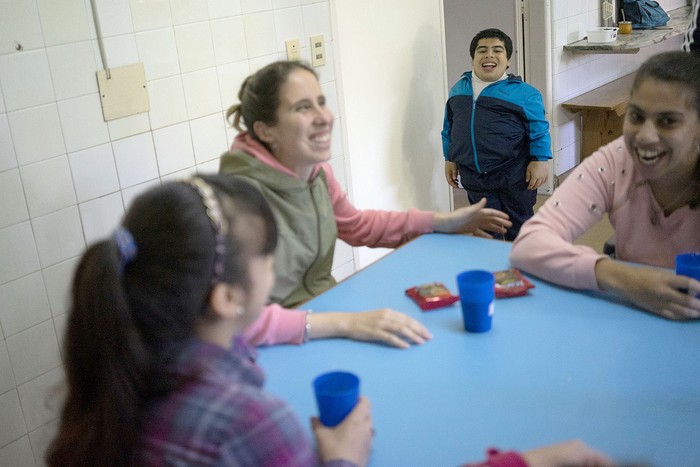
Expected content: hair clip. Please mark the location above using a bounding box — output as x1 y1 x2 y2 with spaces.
112 226 137 274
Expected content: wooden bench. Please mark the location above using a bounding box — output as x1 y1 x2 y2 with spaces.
561 72 635 160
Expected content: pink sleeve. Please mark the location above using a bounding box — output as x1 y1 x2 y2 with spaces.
321 164 434 247
242 304 307 346
509 143 619 291
462 449 528 467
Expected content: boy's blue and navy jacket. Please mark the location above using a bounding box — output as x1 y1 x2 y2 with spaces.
441 71 551 175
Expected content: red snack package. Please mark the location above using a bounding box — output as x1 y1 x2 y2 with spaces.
494 268 535 298
405 282 459 311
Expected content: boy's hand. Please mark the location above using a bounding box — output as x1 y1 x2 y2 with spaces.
444 161 460 188
526 160 549 189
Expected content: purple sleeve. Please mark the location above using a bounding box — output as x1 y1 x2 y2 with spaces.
219 397 318 466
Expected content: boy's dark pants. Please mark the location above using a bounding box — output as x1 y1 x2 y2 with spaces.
458 158 536 241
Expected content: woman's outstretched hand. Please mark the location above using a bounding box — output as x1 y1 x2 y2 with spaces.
308 309 433 349
433 198 511 238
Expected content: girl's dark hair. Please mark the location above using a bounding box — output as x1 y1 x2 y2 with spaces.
632 51 700 117
46 175 276 467
225 60 317 148
631 51 700 208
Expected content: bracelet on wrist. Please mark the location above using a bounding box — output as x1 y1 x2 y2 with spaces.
303 309 313 343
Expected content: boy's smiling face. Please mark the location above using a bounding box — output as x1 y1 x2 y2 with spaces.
472 37 509 82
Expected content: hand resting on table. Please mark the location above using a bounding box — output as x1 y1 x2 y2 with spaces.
595 258 700 321
308 309 433 349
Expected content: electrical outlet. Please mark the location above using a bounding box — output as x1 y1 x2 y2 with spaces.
285 38 301 61
310 34 326 67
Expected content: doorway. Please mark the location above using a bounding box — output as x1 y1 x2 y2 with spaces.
441 0 553 200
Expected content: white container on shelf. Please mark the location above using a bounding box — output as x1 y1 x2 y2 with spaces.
587 27 618 43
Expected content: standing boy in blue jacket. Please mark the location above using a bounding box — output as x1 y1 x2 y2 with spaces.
442 28 551 240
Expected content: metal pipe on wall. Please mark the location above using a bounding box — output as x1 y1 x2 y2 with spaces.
89 0 111 79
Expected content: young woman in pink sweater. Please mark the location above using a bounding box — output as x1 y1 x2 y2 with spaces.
511 51 700 321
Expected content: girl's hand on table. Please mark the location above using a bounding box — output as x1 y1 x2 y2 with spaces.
308 309 432 349
433 198 511 238
522 439 614 467
595 258 700 320
312 396 373 467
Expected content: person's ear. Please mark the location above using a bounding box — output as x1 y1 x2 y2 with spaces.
209 283 246 320
253 120 275 145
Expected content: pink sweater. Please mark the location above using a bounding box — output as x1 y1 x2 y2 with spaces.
235 134 435 345
510 137 700 290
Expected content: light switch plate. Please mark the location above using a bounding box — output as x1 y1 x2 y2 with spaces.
310 34 326 67
96 62 150 121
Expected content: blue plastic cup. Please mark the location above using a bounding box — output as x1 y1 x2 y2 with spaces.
456 270 495 333
313 371 360 427
676 253 700 297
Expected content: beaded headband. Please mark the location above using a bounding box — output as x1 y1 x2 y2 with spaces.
185 177 228 284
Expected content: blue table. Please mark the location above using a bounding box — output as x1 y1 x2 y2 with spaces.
259 234 700 466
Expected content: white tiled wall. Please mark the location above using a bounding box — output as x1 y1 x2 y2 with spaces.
0 0 344 464
549 0 687 175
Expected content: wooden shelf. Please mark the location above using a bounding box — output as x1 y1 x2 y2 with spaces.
561 73 635 159
563 6 690 55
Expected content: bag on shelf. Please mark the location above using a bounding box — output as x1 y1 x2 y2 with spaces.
621 0 670 29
